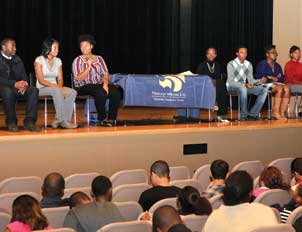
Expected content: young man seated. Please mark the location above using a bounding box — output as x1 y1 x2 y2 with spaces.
139 160 180 211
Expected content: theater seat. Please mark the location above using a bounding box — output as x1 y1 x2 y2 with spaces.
0 212 11 232
170 166 191 181
209 193 223 210
42 206 70 228
65 172 100 188
192 164 211 192
112 183 151 202
248 224 295 232
268 157 294 184
171 179 202 194
148 198 177 214
110 169 148 188
254 189 292 207
114 201 143 221
98 221 152 232
34 228 76 232
181 214 208 232
64 187 91 199
0 176 42 194
232 160 264 179
286 205 302 225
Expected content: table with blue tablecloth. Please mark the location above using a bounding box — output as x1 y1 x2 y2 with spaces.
109 74 216 109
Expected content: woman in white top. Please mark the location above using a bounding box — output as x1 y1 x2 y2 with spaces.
34 38 77 129
203 171 278 232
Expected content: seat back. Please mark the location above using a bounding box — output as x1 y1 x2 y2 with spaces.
0 192 41 214
98 221 152 232
268 158 294 184
254 176 260 190
171 179 202 194
34 228 76 232
0 212 11 232
114 201 143 221
0 176 42 194
148 197 177 214
112 183 151 202
42 206 70 228
65 173 100 188
170 166 191 181
64 187 91 199
248 224 295 232
192 164 211 193
181 214 208 232
232 160 264 179
110 169 148 188
286 205 302 225
209 193 223 210
254 189 292 207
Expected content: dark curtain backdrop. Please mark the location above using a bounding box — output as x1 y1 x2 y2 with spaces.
0 0 273 86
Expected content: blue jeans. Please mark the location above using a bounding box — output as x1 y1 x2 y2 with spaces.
228 86 268 118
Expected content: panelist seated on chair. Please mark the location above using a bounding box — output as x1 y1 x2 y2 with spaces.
72 34 122 127
34 38 78 129
255 45 290 120
226 45 268 121
0 38 41 132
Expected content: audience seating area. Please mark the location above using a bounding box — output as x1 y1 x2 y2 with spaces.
0 157 298 232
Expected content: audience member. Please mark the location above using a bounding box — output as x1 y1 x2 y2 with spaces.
69 191 91 208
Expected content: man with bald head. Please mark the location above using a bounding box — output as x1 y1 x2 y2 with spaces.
41 172 69 208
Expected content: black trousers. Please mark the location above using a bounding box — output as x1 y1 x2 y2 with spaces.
76 84 122 121
215 79 228 116
0 85 39 126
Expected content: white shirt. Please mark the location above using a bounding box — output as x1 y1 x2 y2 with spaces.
203 203 278 232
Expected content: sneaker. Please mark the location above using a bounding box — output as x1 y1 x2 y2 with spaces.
51 120 61 129
247 115 260 121
60 121 78 129
24 123 41 132
96 120 113 127
7 124 19 132
217 116 230 123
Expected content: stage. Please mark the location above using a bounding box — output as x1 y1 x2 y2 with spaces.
0 102 301 180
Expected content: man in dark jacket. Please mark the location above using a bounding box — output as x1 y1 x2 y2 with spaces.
0 38 40 132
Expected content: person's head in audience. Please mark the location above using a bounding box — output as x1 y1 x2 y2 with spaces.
167 224 192 232
150 160 171 187
210 159 229 184
1 38 16 57
293 184 302 206
42 172 65 199
78 34 96 57
236 45 248 63
69 191 91 208
265 45 278 62
9 195 48 230
223 171 253 206
258 166 289 190
41 37 59 59
205 47 217 62
177 186 212 216
291 158 302 184
91 175 113 202
289 45 301 62
152 205 182 232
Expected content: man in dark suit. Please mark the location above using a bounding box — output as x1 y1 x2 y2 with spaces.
0 38 40 132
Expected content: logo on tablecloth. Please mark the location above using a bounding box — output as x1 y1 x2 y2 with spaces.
159 75 186 92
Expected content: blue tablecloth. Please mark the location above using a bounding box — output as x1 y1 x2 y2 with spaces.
110 74 216 109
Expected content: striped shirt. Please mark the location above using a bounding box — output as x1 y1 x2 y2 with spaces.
72 55 108 87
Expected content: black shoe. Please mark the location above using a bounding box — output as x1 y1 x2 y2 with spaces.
7 124 19 132
247 115 260 121
96 120 113 127
24 123 42 132
240 117 248 121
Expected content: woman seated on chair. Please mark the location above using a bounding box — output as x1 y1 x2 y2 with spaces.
284 46 302 117
34 38 78 129
253 166 290 198
256 45 290 119
6 195 51 232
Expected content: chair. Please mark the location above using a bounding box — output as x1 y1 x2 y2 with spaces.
227 91 241 121
0 192 41 214
231 160 264 179
254 189 292 207
42 206 70 228
34 228 76 232
192 164 211 192
148 197 177 214
112 183 151 202
286 205 302 225
98 221 152 232
64 187 91 199
170 166 191 181
110 169 149 188
114 201 143 221
0 212 11 232
248 224 295 232
181 215 208 232
171 179 202 194
0 176 42 194
268 157 294 184
65 172 100 188
289 92 301 118
209 193 223 209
